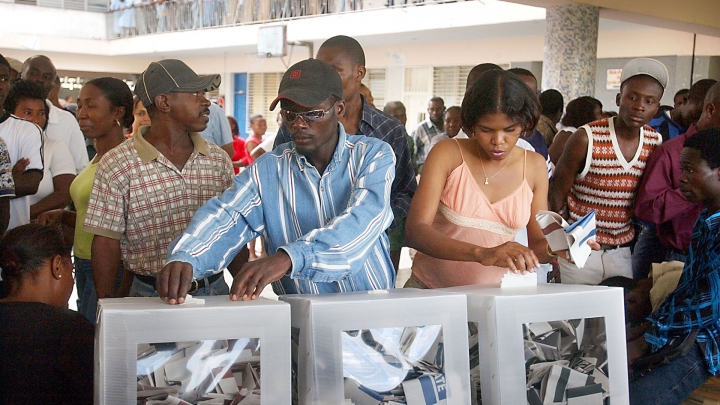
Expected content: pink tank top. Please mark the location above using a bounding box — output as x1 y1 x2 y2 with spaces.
412 143 533 287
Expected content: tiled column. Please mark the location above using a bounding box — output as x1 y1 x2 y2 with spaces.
542 4 599 102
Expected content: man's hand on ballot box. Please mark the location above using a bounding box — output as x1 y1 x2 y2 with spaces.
230 250 291 301
157 261 194 305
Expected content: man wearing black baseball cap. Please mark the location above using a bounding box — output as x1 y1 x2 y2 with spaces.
158 58 397 304
85 59 234 300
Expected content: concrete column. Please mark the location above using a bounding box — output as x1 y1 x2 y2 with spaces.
542 4 599 103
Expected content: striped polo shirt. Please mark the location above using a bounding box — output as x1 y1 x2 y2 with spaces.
567 117 662 246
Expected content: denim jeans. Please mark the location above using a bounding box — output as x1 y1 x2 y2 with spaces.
129 272 230 297
632 227 668 280
629 343 710 405
75 257 124 325
632 227 688 280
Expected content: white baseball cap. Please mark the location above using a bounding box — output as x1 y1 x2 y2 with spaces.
620 58 669 89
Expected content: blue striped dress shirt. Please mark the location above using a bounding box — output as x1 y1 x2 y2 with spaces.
168 124 396 294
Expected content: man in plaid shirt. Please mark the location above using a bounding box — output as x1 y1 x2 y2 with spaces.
628 127 720 404
84 60 233 299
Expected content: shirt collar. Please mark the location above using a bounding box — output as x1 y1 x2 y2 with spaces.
704 209 720 231
359 98 376 134
134 126 208 163
45 100 61 124
295 123 348 172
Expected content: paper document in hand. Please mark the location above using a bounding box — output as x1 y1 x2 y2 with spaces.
536 210 596 268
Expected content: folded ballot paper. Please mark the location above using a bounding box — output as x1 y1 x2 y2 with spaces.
536 210 596 268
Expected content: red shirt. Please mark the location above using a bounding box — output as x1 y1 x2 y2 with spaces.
232 136 252 174
634 125 704 252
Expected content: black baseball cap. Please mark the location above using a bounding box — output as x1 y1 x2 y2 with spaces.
269 59 343 111
135 59 221 107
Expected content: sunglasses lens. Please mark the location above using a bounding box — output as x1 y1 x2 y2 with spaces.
304 110 325 122
282 109 327 123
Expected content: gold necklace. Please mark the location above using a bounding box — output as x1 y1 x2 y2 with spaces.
479 148 512 185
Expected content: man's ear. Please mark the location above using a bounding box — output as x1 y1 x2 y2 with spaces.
705 102 717 122
155 94 171 113
616 92 621 107
356 65 366 83
336 100 346 118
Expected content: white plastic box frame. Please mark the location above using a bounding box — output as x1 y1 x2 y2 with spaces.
96 296 291 404
440 284 629 405
280 289 472 405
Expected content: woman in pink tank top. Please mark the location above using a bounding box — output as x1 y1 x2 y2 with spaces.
405 69 559 288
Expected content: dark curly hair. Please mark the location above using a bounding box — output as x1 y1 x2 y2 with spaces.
561 96 602 129
461 69 540 135
0 223 71 294
4 79 46 117
84 77 135 128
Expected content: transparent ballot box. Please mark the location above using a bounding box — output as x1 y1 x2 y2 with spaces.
280 289 471 405
136 339 260 404
96 296 290 404
442 284 628 405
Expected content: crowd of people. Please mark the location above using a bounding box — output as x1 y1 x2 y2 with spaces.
1 36 720 404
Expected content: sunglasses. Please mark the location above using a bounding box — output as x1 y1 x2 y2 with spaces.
280 106 333 123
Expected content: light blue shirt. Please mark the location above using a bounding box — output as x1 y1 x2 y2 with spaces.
199 103 233 148
168 124 396 295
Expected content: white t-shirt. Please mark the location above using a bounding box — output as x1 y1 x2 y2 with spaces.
0 113 44 229
45 101 88 174
253 133 277 155
27 137 76 206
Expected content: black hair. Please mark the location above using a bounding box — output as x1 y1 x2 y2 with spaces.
3 79 46 116
429 97 444 105
685 127 720 169
461 69 540 134
227 116 239 136
561 96 601 128
539 89 563 116
687 79 718 105
675 88 689 98
507 67 536 81
319 35 365 67
0 223 71 294
598 276 637 294
84 77 135 128
383 101 406 115
443 106 461 117
466 63 502 91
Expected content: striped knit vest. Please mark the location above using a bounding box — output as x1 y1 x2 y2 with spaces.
567 117 662 246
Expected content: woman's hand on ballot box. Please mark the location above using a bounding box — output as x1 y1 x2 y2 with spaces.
477 241 540 274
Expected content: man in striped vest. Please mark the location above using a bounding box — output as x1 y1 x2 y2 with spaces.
549 58 666 285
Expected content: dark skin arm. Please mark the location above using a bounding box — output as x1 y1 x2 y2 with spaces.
549 128 589 214
91 235 123 299
158 251 290 304
30 174 75 219
157 246 262 305
0 198 9 234
220 142 235 158
11 159 43 197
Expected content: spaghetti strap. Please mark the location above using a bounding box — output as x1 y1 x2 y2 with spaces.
453 138 466 163
523 149 527 179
